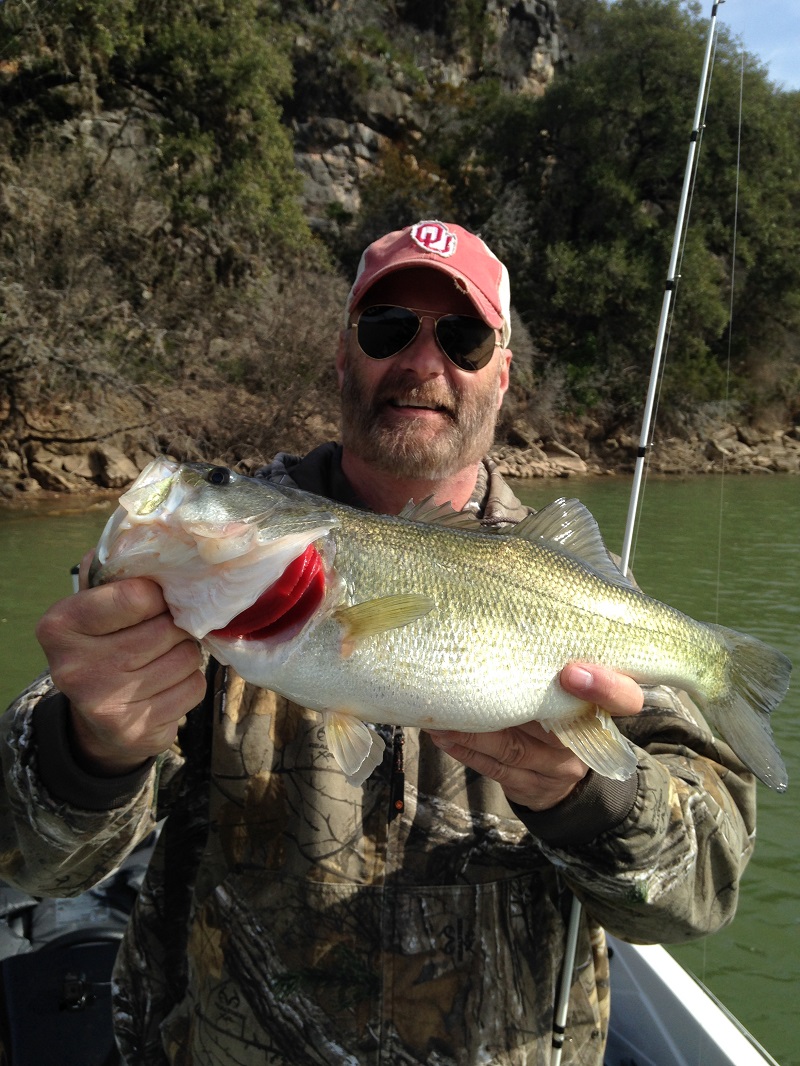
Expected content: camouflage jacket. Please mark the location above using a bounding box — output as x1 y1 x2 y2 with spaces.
0 444 757 1065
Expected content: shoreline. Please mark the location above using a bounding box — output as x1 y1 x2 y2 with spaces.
2 425 799 513
490 422 800 480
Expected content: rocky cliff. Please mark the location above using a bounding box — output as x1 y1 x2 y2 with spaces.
288 0 567 230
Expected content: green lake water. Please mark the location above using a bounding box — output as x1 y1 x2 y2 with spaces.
513 474 799 1066
1 474 798 1063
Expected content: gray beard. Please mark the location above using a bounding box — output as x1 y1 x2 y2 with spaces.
339 358 502 481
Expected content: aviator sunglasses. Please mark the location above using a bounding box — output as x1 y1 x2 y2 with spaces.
352 304 502 372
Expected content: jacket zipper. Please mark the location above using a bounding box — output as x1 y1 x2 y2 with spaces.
388 727 405 822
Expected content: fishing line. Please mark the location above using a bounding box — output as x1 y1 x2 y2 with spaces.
713 51 745 626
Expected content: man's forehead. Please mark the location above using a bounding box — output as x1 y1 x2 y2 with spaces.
358 267 480 315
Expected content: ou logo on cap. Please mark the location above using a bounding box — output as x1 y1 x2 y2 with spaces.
410 221 457 257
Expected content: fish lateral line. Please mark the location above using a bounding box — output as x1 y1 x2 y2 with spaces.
210 544 326 641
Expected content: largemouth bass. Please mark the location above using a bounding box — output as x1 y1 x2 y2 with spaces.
90 457 790 791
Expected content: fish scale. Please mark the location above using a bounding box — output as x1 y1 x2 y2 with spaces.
327 522 716 728
91 457 791 791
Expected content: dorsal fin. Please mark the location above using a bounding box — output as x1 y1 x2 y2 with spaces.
398 496 482 531
510 498 634 587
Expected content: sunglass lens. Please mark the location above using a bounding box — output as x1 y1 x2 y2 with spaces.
357 306 420 360
435 316 496 371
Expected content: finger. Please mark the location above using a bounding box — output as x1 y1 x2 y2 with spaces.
40 578 169 643
114 657 207 732
515 718 576 750
427 729 587 810
55 619 202 709
80 578 170 636
103 612 200 676
428 729 523 787
560 662 644 717
71 666 207 773
78 548 95 591
428 729 584 780
118 634 205 703
428 728 529 768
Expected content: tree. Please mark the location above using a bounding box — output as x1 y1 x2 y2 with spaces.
0 0 313 269
0 0 319 435
406 0 800 423
130 0 311 264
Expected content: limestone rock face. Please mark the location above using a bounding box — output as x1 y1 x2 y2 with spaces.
289 1 565 228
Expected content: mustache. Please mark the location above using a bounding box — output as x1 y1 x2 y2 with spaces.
372 373 458 416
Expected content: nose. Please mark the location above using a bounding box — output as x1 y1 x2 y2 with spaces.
393 315 448 378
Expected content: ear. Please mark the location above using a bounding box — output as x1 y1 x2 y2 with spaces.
496 348 512 409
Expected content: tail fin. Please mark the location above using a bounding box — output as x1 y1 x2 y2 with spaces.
705 626 791 792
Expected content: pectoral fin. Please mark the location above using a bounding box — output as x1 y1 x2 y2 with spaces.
323 710 386 786
334 594 434 656
542 707 638 781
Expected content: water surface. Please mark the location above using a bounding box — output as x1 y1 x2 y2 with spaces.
514 474 799 1065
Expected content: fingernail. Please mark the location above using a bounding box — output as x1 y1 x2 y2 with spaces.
568 666 594 691
427 731 455 751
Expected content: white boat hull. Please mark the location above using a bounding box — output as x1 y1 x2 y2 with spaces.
605 935 779 1066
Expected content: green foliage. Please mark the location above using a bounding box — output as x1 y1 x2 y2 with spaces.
2 0 800 445
338 144 454 275
0 0 140 140
0 0 322 445
0 0 141 74
133 0 311 260
400 0 800 422
0 0 314 268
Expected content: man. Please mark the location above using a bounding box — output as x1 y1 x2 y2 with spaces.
0 221 755 1065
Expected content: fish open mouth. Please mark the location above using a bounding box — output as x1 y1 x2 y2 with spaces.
210 545 326 642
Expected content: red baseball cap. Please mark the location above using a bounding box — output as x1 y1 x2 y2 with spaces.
345 220 511 346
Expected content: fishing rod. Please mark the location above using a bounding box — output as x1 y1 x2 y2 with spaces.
619 2 723 573
550 4 724 1063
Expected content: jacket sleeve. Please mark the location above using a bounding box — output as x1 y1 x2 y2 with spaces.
0 673 180 898
513 686 757 944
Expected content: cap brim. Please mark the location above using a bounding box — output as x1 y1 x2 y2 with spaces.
350 259 504 331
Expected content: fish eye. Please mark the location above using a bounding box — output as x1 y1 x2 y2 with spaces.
206 466 232 487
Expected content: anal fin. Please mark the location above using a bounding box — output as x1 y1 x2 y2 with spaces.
542 707 638 781
323 710 386 786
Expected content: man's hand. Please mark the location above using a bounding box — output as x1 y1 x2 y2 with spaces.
426 663 644 812
36 566 206 776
